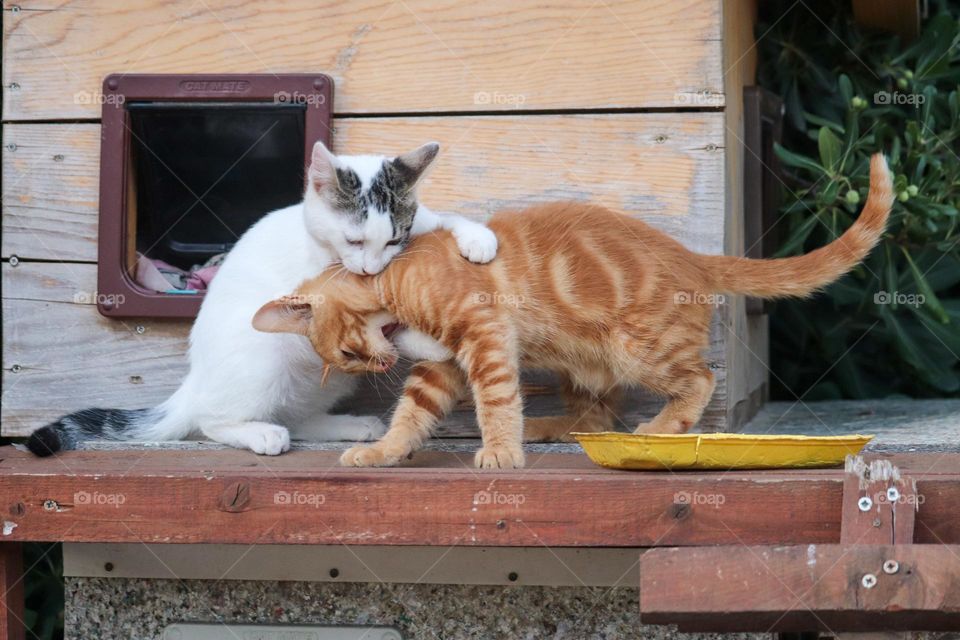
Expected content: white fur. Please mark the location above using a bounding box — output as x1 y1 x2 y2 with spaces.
394 329 454 362
134 148 496 454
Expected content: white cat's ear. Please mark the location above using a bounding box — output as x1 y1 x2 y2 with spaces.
392 142 440 191
308 140 340 193
252 296 314 335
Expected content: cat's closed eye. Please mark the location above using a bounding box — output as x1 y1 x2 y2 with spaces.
341 349 359 359
386 239 402 247
347 239 364 247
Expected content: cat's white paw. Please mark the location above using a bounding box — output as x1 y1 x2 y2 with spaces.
454 225 498 264
233 423 291 456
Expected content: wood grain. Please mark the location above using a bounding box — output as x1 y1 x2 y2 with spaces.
0 448 957 547
1 0 722 120
1 261 728 436
0 543 25 640
2 114 725 262
640 544 960 632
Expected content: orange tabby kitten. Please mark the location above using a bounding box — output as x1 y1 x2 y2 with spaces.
254 154 892 469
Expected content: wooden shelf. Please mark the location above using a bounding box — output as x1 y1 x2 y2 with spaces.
0 447 958 547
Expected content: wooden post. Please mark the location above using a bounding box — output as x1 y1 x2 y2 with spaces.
0 543 25 640
840 456 917 544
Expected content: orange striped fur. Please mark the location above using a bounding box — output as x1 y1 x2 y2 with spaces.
255 154 893 468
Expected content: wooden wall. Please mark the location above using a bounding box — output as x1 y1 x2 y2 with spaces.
1 0 748 437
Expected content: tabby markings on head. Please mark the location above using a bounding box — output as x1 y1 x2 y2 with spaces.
334 162 418 241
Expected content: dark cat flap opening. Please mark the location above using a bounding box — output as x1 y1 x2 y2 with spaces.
97 74 333 318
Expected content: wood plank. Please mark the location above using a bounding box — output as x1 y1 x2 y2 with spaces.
840 457 917 544
640 544 960 632
721 0 767 431
1 0 722 121
1 114 725 262
0 448 956 547
0 448 878 546
852 0 921 42
0 543 25 640
1 261 724 436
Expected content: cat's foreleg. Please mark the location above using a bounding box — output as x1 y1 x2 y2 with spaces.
199 421 291 455
339 360 466 467
288 414 387 442
524 377 621 442
412 205 497 264
457 324 525 469
634 369 715 435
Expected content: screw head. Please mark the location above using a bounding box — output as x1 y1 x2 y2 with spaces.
135 325 146 334
53 154 64 162
10 364 21 373
8 82 20 91
886 486 900 502
861 573 877 588
9 255 19 267
42 500 57 511
6 143 16 152
883 559 900 574
507 571 519 582
11 5 21 13
654 134 667 144
857 496 873 512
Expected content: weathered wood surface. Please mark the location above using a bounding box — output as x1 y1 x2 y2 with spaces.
1 261 726 436
743 399 960 452
0 543 25 640
1 115 725 262
1 0 723 121
640 544 960 632
840 457 917 545
1 447 957 547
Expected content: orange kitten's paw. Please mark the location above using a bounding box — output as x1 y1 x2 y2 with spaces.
474 445 525 469
339 444 400 467
634 421 688 435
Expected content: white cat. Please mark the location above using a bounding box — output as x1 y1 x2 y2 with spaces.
28 141 496 456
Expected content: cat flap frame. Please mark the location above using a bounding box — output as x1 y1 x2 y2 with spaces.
97 73 333 318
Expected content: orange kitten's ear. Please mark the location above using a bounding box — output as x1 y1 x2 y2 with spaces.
252 297 314 335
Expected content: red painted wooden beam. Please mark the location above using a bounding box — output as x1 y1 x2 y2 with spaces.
0 447 957 547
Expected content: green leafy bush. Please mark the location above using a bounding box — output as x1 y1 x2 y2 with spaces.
757 0 960 399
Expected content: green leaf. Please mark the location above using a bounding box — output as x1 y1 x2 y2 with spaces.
774 212 820 256
880 306 960 391
903 248 950 322
818 126 843 173
838 74 853 105
774 142 827 176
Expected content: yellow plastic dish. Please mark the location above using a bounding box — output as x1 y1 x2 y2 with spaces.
571 432 874 470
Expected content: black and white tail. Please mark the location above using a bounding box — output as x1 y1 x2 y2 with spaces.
27 408 166 456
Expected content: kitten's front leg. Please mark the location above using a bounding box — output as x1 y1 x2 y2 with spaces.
457 325 525 469
339 360 466 467
412 205 497 264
